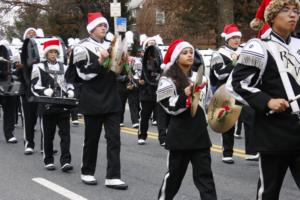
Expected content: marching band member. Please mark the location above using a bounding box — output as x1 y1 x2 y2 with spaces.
117 51 140 128
20 27 39 154
137 41 160 145
31 39 73 172
209 23 242 164
70 12 128 189
0 46 18 144
226 0 300 199
22 27 37 40
157 40 217 200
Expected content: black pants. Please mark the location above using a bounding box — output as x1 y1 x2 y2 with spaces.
41 113 71 166
119 88 139 124
157 104 169 144
21 95 38 149
81 112 121 179
257 153 300 200
138 101 157 140
236 106 256 155
0 96 17 141
158 149 217 200
222 126 235 157
70 107 79 121
15 97 23 126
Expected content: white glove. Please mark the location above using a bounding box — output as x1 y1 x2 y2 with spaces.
67 90 74 98
44 88 53 97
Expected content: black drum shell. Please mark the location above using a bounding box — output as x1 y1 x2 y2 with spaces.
142 45 162 86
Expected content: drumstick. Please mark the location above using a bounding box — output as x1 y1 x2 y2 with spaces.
269 94 300 114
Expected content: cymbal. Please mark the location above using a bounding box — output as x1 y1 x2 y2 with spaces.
191 65 204 117
109 35 125 75
207 84 241 133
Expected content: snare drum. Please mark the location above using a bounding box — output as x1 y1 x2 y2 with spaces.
0 45 22 96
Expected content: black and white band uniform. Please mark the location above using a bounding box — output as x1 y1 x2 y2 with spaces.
209 44 242 163
31 61 74 170
71 36 128 189
226 30 300 200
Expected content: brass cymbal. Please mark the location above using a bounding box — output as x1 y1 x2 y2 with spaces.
191 65 204 117
207 84 241 133
108 35 125 75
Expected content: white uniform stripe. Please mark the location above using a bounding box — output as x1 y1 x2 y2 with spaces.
159 152 170 200
257 153 264 200
40 117 46 160
32 177 88 200
20 97 28 149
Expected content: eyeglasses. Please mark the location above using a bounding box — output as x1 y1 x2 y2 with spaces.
280 7 300 15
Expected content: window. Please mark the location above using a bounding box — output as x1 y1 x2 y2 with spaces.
156 10 165 25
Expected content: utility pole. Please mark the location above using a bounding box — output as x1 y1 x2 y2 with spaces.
113 0 118 35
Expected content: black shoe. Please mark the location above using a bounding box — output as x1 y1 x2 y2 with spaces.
61 163 73 172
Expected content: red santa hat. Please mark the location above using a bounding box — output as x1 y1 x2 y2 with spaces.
221 24 242 41
86 12 109 34
43 39 60 56
250 0 272 31
161 39 194 71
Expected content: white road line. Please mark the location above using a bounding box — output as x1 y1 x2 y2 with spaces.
32 177 88 200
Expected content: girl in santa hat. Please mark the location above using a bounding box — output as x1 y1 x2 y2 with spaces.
157 40 217 200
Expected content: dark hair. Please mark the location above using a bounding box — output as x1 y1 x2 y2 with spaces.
164 64 191 93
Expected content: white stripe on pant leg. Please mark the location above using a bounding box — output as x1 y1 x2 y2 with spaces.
159 152 170 200
20 97 28 149
40 117 46 161
138 102 142 137
257 153 264 200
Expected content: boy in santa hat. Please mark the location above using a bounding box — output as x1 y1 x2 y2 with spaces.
227 0 300 199
68 12 128 189
31 39 74 172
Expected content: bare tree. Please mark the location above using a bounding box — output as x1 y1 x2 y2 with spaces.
217 0 234 46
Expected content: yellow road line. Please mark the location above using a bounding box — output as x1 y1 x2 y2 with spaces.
77 119 246 157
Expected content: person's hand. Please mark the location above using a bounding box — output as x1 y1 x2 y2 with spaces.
98 49 109 65
267 98 289 113
118 52 128 66
184 83 194 96
15 63 24 70
139 79 145 85
44 88 54 97
67 90 74 98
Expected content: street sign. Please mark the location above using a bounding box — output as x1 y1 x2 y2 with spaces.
116 17 127 32
110 3 121 17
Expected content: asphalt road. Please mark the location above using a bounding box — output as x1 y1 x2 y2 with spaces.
0 109 298 200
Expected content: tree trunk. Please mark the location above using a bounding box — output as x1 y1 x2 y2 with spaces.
217 0 234 46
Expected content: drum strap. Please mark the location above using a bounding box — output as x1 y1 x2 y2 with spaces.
43 61 64 75
263 41 300 113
